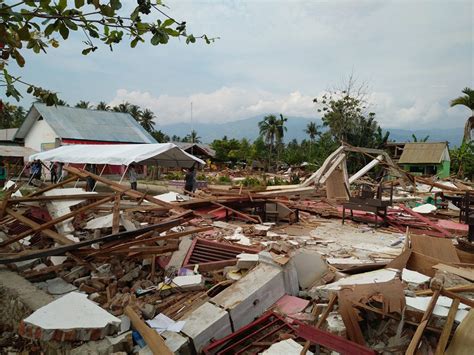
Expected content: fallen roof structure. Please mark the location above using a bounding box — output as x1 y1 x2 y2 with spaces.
28 143 205 168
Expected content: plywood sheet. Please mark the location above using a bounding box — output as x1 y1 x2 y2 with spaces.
326 167 348 200
445 309 474 355
410 234 460 263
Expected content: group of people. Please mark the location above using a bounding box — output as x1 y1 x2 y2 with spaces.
28 160 64 184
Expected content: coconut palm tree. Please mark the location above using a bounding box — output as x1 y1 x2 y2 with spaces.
140 109 156 133
188 130 201 143
275 114 288 166
305 121 320 158
258 114 279 169
113 102 131 113
128 104 142 121
96 101 110 111
411 134 429 142
450 87 474 142
75 101 91 109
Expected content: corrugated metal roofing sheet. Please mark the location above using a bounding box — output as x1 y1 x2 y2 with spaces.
0 144 37 158
21 104 156 143
0 128 18 141
398 142 448 164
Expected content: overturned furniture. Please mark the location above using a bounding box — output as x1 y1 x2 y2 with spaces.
342 182 393 227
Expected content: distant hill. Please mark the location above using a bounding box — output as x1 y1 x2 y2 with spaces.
157 115 464 147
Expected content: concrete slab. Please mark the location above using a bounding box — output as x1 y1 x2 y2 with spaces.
291 249 328 289
211 262 286 331
25 292 120 329
46 277 77 295
180 301 232 353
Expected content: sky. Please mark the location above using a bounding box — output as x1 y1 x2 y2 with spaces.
13 0 474 129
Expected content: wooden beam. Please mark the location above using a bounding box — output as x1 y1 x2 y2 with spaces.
0 196 114 247
210 201 259 223
406 289 441 355
124 306 173 355
112 193 121 234
64 166 174 209
301 293 338 355
9 193 113 203
435 298 459 355
0 188 13 219
5 208 73 245
27 175 79 197
0 218 186 265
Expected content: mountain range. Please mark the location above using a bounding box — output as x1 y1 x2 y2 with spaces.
156 115 464 147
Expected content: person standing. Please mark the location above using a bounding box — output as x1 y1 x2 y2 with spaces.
34 160 42 180
0 160 6 188
50 162 58 184
129 164 138 191
85 164 97 191
184 165 195 195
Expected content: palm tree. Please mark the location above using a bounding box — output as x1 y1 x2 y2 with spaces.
188 130 201 143
258 114 279 169
450 87 474 142
411 134 429 142
140 109 156 133
75 101 91 109
96 101 110 111
275 114 288 166
113 102 131 113
56 99 68 106
305 121 320 158
128 104 142 121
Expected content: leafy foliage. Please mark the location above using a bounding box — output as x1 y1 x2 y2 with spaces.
450 141 474 179
0 0 215 104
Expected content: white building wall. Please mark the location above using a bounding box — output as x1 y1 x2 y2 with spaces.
24 119 59 152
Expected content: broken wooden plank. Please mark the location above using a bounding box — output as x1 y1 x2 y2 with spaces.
27 175 79 197
112 193 121 234
64 166 175 209
9 193 114 203
5 208 73 246
124 306 173 355
210 201 260 223
406 288 441 355
433 263 474 282
398 204 451 237
0 218 187 264
0 196 114 247
435 298 460 355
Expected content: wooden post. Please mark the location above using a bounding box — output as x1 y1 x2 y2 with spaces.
406 289 441 355
435 298 460 355
301 293 338 355
112 192 121 234
124 306 173 355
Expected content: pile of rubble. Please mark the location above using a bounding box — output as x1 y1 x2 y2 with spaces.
1 157 474 354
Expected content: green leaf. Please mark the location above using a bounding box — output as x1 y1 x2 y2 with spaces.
17 26 30 41
161 18 175 28
74 0 85 8
82 48 93 55
59 24 69 39
150 33 161 46
44 23 56 36
110 0 122 10
13 50 25 67
57 0 67 12
64 19 78 30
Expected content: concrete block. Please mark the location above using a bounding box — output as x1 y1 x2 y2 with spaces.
291 249 328 289
211 262 286 331
162 330 191 354
180 302 232 353
236 253 259 269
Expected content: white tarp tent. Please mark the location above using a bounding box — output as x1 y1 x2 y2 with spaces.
29 143 205 168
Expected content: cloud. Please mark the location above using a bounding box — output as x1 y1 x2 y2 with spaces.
109 87 318 125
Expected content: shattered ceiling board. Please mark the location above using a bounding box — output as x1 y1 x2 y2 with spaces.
337 279 406 345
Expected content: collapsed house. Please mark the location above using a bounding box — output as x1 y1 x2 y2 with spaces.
0 143 473 354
